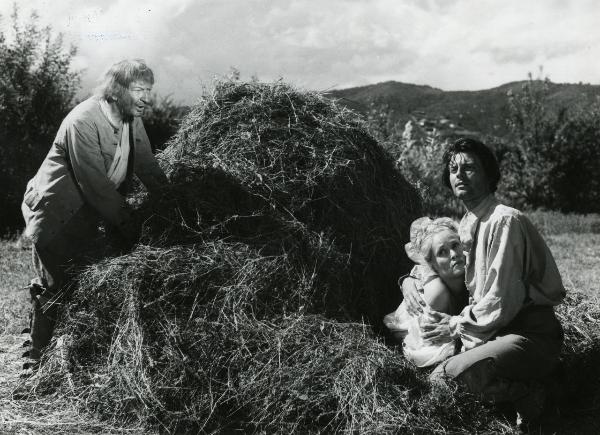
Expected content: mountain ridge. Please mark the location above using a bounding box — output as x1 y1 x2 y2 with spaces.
328 80 600 137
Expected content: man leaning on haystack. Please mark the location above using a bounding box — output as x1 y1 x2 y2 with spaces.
21 59 168 363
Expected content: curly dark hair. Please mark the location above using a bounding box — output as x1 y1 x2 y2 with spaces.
441 137 501 193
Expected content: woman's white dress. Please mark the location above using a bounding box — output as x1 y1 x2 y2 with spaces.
384 265 457 367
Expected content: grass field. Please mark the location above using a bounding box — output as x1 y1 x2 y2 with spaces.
1 216 599 434
0 237 31 336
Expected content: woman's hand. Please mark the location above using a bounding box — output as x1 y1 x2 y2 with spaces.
420 311 456 344
401 277 426 316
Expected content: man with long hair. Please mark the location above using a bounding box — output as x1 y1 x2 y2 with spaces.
21 59 168 362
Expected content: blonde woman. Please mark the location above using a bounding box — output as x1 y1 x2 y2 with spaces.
384 217 467 367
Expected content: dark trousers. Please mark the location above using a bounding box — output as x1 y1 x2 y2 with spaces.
29 206 100 358
430 305 563 403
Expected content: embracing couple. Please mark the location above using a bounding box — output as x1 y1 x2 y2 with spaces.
385 138 565 427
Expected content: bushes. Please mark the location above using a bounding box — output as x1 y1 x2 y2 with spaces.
502 76 600 212
0 7 80 234
394 127 463 218
143 95 189 153
366 104 461 217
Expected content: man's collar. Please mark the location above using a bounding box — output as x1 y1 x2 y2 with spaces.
458 194 497 251
466 194 498 219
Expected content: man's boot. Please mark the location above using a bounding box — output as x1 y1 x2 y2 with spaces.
25 279 56 360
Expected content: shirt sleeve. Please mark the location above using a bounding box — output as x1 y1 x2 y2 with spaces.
451 215 527 349
65 118 131 229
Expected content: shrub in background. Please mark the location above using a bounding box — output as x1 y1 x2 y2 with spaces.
395 125 463 218
364 100 404 158
366 103 461 217
502 75 600 213
0 7 80 234
550 104 600 212
143 95 189 153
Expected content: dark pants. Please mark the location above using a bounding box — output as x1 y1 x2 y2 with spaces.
28 205 101 358
430 305 563 404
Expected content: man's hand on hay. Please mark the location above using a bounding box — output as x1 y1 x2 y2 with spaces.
420 311 459 344
401 277 426 316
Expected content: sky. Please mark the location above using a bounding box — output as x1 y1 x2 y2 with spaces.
1 0 599 104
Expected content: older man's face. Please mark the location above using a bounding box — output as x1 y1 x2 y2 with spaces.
126 80 153 117
448 152 490 205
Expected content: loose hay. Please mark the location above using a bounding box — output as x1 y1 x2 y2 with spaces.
19 80 600 433
139 79 422 321
554 291 600 415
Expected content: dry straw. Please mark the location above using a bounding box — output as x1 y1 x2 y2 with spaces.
17 80 600 433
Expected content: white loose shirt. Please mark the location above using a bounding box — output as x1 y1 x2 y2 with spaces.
450 195 565 349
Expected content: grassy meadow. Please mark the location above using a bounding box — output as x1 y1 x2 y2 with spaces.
0 237 30 336
0 211 599 434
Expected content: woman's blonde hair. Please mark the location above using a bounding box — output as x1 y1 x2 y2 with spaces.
404 217 459 265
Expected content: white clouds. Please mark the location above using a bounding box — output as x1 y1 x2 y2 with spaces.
1 0 599 102
386 0 600 89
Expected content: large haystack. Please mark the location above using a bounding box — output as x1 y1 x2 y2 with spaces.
140 79 421 321
22 81 521 433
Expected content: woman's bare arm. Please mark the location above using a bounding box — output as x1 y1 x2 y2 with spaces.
422 277 453 314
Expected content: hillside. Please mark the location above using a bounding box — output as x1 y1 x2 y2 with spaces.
328 80 600 137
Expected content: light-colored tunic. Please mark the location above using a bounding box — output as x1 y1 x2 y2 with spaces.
22 96 167 248
449 195 565 350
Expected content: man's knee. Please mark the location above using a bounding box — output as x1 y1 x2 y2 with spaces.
438 334 537 380
433 345 498 378
430 355 497 391
454 357 497 393
430 356 530 405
